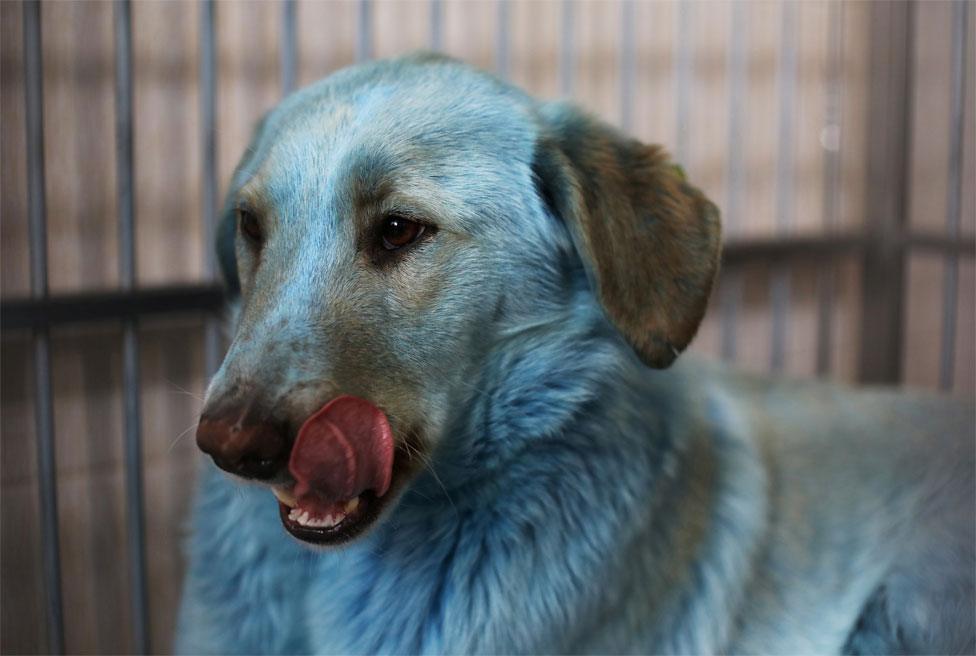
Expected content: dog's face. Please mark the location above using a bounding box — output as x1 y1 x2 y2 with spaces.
195 55 720 547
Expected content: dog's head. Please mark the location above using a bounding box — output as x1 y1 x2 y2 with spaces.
195 54 720 546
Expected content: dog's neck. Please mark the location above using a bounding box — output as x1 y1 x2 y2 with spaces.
314 302 770 653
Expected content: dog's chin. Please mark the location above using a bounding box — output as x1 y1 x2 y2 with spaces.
274 442 418 547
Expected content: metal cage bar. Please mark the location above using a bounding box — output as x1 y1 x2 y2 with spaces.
721 1 748 362
357 0 372 63
816 0 846 377
496 0 510 80
939 0 969 390
113 2 150 651
770 1 798 373
281 0 297 97
858 0 915 384
619 0 635 132
23 2 65 653
430 0 443 51
673 1 692 166
201 0 223 378
559 0 574 98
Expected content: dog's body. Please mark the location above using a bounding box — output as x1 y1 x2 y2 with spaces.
178 55 975 654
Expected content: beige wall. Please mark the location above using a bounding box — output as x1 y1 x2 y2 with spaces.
1 1 973 653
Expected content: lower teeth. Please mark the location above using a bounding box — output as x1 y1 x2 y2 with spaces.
287 499 359 529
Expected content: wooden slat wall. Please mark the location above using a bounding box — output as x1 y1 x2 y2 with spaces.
1 1 973 653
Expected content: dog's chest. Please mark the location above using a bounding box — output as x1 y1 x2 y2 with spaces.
303 521 468 654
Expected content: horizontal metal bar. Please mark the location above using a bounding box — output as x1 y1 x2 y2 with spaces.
905 232 976 255
722 234 869 264
723 232 975 265
1 233 970 333
1 284 226 331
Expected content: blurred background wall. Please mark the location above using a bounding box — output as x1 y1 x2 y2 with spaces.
1 0 973 653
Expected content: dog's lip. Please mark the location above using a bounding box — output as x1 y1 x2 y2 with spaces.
272 485 298 507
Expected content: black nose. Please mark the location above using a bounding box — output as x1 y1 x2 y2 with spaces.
195 410 289 481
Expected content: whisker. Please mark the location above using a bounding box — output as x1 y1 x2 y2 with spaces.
402 441 459 521
168 421 201 453
164 378 206 404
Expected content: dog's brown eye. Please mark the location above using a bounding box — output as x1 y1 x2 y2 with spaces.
239 210 263 245
381 216 425 250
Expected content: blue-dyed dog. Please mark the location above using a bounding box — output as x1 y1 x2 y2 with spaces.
178 55 974 654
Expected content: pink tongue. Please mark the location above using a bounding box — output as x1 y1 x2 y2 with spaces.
289 396 394 502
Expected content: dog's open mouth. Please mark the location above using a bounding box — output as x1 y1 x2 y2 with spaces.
274 395 416 545
273 486 385 544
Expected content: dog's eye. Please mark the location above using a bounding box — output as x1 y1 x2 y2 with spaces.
381 216 425 250
239 210 263 245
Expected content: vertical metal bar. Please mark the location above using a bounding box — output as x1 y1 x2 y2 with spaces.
201 0 222 378
23 3 65 653
721 1 747 362
31 335 61 653
559 0 574 97
25 0 48 304
357 0 372 63
495 0 509 80
120 325 148 647
201 0 217 283
939 0 969 390
429 0 442 51
673 1 692 165
858 0 914 384
725 0 747 228
620 0 635 131
281 0 297 97
719 280 740 363
115 0 136 292
113 2 150 652
816 0 845 377
771 1 798 373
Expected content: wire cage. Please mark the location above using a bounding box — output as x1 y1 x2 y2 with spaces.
1 0 973 653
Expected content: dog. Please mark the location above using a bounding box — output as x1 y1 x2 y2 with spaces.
177 54 975 654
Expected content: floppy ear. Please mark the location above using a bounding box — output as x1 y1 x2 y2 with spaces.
533 102 721 368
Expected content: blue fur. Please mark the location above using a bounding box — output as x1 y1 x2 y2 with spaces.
179 290 770 653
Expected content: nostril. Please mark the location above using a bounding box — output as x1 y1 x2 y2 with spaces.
238 455 281 481
195 413 288 481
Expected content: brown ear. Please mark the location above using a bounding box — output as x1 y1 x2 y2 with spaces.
534 102 722 368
